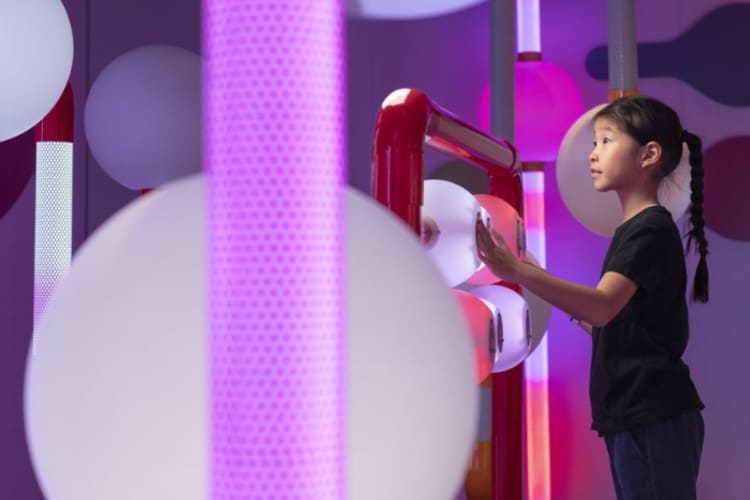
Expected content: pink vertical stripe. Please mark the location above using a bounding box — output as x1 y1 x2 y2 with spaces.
523 171 550 499
203 1 346 497
525 380 551 499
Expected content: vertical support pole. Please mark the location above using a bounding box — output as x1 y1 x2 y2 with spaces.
33 82 74 348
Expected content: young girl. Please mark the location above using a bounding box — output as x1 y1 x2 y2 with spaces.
475 95 707 500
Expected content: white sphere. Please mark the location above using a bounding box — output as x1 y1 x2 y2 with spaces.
0 0 73 142
84 45 202 190
25 177 478 500
25 177 209 500
556 105 691 237
468 285 531 373
347 0 483 19
422 179 484 287
347 188 477 500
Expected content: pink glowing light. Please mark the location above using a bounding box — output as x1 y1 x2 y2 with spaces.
523 191 545 231
524 378 551 498
478 61 585 163
203 1 346 498
523 170 550 500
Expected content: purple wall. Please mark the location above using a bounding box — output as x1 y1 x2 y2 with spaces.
1 0 747 498
0 130 37 498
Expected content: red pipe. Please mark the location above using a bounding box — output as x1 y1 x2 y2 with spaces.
371 89 430 234
371 88 524 500
489 171 524 500
35 83 74 142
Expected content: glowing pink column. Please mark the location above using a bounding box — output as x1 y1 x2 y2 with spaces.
517 2 551 495
203 1 346 498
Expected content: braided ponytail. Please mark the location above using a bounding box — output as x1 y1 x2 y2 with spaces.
682 130 710 303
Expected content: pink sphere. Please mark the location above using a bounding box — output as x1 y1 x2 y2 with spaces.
478 60 584 163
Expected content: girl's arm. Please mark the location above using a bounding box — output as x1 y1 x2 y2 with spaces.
516 263 636 327
476 218 637 327
570 316 593 335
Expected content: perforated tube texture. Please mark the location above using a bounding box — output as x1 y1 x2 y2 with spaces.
203 1 346 498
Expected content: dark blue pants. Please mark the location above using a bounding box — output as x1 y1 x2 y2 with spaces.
603 410 704 500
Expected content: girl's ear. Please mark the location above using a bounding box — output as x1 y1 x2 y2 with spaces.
641 141 662 169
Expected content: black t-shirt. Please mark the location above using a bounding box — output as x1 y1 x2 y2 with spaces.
590 205 704 434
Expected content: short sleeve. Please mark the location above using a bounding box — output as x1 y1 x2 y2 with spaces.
605 221 664 292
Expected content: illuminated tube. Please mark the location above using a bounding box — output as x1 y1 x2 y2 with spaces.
203 1 346 498
33 83 74 342
517 1 551 498
522 169 550 500
517 0 540 54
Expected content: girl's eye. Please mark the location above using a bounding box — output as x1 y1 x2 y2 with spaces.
602 138 611 144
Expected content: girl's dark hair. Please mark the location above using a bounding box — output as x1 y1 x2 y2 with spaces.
594 96 709 303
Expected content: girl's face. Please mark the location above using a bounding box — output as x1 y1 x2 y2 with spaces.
589 118 644 193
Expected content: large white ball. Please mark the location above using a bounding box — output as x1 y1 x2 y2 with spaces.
347 188 478 500
468 285 531 373
422 179 484 287
0 0 73 142
25 177 478 500
556 105 691 237
25 177 209 499
84 45 202 190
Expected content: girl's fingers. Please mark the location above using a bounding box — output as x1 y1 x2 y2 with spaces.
490 228 504 242
480 225 494 244
475 227 490 247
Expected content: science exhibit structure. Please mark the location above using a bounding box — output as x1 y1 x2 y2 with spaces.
371 87 547 499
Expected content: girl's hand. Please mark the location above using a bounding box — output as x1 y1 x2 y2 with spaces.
475 214 521 283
